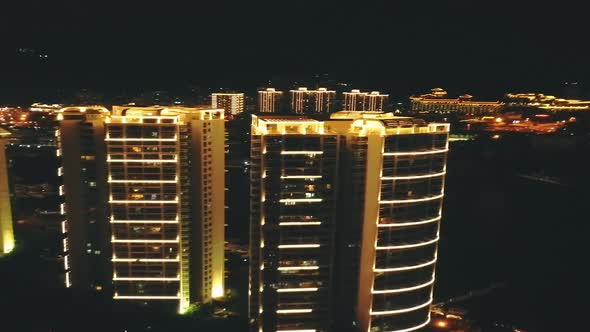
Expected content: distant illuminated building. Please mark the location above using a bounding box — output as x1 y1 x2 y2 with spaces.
505 92 590 111
327 111 449 332
343 89 389 112
258 88 284 113
56 106 111 290
212 93 244 116
0 128 14 255
249 116 339 332
410 88 502 115
290 87 336 114
248 112 450 332
106 106 225 312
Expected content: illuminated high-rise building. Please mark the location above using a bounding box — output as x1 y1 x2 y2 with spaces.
249 115 340 332
0 128 15 255
212 93 244 116
343 90 389 112
290 87 336 114
258 88 284 113
328 111 449 332
249 111 450 332
105 106 225 312
56 106 111 291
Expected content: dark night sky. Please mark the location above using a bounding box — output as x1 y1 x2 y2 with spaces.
1 0 589 101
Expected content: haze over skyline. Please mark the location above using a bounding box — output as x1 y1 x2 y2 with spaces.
1 1 588 102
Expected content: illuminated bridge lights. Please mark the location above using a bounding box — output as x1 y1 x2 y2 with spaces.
371 277 435 294
379 193 444 204
377 216 441 228
382 149 448 156
374 257 437 272
375 237 439 250
369 298 433 316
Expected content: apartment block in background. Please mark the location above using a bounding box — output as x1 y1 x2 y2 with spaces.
290 87 336 114
343 90 389 112
212 93 244 116
258 88 284 113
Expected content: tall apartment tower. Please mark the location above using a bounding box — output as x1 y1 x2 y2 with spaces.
105 106 225 312
249 116 340 332
249 112 449 332
57 106 111 291
0 128 14 255
258 88 284 113
290 87 336 114
212 93 244 116
328 111 449 332
343 90 389 112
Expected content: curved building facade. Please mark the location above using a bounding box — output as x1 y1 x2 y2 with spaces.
328 112 449 332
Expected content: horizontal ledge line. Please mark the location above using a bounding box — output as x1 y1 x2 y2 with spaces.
114 296 180 300
278 266 319 271
280 151 324 155
278 244 321 249
374 258 437 272
276 309 313 314
111 239 179 243
112 258 179 262
372 278 435 294
383 149 448 156
108 180 178 183
105 138 177 141
279 198 323 203
379 194 444 204
370 298 432 315
109 200 178 204
110 220 178 224
113 277 179 281
381 172 446 180
276 288 318 293
377 217 441 227
276 330 316 332
279 222 322 226
280 175 322 179
107 159 177 163
376 237 439 250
